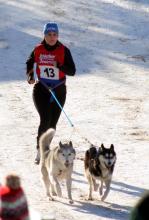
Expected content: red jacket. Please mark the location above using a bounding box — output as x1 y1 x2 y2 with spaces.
26 40 76 87
34 43 65 80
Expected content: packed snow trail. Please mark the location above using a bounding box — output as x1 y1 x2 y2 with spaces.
0 0 149 219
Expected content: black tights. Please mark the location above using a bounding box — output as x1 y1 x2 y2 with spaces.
33 82 66 149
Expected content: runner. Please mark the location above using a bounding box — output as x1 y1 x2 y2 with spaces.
26 22 76 164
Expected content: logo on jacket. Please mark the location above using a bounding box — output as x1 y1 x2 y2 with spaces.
39 54 55 64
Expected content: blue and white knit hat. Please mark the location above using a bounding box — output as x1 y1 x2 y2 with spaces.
43 22 59 35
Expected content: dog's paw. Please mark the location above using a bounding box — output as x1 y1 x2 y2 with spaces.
46 192 54 200
47 195 54 201
86 196 93 201
69 199 74 204
101 195 106 201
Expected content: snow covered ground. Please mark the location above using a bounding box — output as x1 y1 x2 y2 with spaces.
0 0 149 219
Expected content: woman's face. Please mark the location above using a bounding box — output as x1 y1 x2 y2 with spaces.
44 32 58 46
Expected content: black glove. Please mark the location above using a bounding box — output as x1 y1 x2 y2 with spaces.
27 72 35 84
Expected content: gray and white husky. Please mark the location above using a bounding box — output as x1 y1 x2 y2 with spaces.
39 128 76 204
84 143 116 201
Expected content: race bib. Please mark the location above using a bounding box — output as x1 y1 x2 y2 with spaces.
39 65 59 80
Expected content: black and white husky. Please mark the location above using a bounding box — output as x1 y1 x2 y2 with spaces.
84 143 116 201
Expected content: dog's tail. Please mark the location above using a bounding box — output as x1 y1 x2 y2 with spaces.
84 147 97 169
39 128 55 163
84 146 97 169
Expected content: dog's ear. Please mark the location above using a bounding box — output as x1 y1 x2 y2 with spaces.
101 143 105 150
73 148 76 156
110 144 114 150
69 141 73 147
59 141 63 148
98 143 104 154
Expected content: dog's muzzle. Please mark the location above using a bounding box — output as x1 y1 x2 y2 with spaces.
65 162 70 167
104 161 113 169
65 160 73 167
